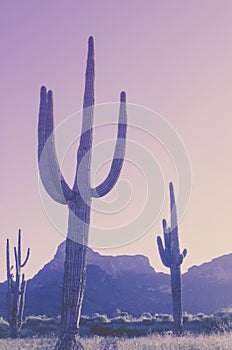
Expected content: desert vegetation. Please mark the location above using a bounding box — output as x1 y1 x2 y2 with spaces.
0 313 231 349
6 229 30 338
38 36 127 349
0 333 232 350
0 309 231 339
157 182 187 335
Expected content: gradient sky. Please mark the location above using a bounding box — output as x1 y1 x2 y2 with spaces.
1 0 232 281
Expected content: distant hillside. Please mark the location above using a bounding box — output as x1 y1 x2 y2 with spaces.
183 254 232 313
0 242 231 316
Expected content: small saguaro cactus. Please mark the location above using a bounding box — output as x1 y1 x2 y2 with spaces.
38 36 127 349
157 182 187 336
6 229 30 338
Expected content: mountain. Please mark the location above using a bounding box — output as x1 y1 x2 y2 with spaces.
23 242 171 317
0 242 231 317
182 253 232 313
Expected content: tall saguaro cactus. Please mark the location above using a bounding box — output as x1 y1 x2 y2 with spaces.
157 182 187 335
38 36 127 349
6 229 30 338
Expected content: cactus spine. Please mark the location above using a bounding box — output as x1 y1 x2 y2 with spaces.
38 36 127 349
157 182 187 335
6 229 30 338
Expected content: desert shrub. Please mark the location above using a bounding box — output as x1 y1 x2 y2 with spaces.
1 310 232 339
90 324 143 337
0 322 10 338
92 314 109 324
153 313 160 319
183 313 232 334
183 312 194 323
150 321 172 333
113 309 132 319
110 316 130 324
22 315 60 336
139 313 154 326
120 312 130 318
141 312 152 320
0 318 8 325
20 328 35 338
209 315 229 333
200 316 212 327
159 314 173 322
113 308 122 317
24 316 44 328
41 316 60 325
80 315 91 325
215 310 232 324
185 317 201 332
90 324 111 336
141 318 154 326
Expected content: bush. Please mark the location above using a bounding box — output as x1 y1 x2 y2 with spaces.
90 323 143 337
0 310 231 339
0 323 10 338
110 316 130 324
22 315 60 336
120 312 130 318
141 313 152 320
92 314 109 324
159 314 173 322
80 315 91 325
183 313 193 323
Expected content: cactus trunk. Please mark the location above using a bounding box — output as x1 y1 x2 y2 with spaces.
157 182 187 336
56 240 86 349
38 37 127 349
170 265 183 335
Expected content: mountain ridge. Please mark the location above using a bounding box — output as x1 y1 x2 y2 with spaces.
0 241 231 317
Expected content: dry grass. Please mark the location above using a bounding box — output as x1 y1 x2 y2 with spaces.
0 333 232 350
116 333 232 349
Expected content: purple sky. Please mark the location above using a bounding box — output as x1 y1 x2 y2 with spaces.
1 1 232 281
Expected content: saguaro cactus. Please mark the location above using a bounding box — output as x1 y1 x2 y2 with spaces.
6 229 30 338
157 182 187 335
38 36 127 349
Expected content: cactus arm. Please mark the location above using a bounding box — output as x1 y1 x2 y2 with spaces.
177 248 187 266
169 182 177 229
14 242 21 295
177 254 184 266
18 274 26 329
6 239 13 324
15 229 30 268
157 236 171 268
38 86 73 204
13 247 19 277
91 91 127 198
17 229 21 267
163 219 171 249
182 248 187 257
6 239 11 280
20 248 30 268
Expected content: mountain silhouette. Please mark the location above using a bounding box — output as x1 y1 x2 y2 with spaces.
0 242 231 317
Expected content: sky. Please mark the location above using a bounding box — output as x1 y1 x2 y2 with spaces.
1 0 232 281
